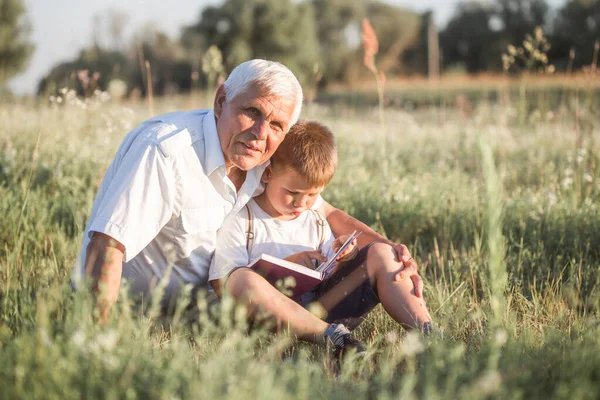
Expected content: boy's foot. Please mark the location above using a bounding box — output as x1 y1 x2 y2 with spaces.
324 324 367 370
331 331 367 361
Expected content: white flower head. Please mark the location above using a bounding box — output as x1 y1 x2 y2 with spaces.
400 331 425 357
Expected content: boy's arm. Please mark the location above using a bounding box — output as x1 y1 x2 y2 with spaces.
317 199 424 297
208 209 251 297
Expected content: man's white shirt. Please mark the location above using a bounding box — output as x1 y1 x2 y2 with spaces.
209 198 335 282
72 109 267 290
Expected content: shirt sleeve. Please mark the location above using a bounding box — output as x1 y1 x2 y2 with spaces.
209 210 250 282
87 138 176 262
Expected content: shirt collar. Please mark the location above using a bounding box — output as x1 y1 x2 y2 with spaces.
203 109 226 176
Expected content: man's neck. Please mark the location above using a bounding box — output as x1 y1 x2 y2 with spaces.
226 163 246 192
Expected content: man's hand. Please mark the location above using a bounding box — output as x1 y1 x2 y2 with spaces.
284 250 327 269
391 243 423 298
84 232 125 323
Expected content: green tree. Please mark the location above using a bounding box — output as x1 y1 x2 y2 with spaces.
311 0 364 84
182 0 320 87
440 2 499 73
440 0 549 73
0 0 34 86
552 0 600 70
130 25 192 96
496 0 548 45
37 46 129 96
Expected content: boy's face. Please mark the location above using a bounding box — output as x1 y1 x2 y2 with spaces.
260 166 324 220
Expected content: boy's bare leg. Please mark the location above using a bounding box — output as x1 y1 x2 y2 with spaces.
365 243 432 330
226 268 329 342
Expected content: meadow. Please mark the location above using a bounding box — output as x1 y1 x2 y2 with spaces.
0 84 599 399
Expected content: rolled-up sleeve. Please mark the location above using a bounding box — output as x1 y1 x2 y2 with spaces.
87 139 176 262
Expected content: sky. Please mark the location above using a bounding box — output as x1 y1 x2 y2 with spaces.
9 0 564 95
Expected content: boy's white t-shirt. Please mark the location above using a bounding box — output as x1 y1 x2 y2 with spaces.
209 199 335 282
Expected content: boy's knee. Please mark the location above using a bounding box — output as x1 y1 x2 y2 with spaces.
226 268 268 299
365 242 398 274
368 242 395 257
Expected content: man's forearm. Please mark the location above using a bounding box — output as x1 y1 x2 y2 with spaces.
84 233 125 322
320 201 423 296
320 202 393 247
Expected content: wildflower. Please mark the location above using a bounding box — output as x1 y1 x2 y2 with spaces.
95 330 118 351
71 329 86 348
473 370 502 396
77 69 90 87
502 54 511 71
400 331 424 356
39 328 52 346
494 329 507 346
534 26 544 41
107 79 127 99
565 167 573 177
561 177 573 188
385 330 399 344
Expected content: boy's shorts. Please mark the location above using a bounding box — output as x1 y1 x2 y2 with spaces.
298 244 380 329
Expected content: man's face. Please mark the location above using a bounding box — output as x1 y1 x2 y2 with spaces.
214 84 296 171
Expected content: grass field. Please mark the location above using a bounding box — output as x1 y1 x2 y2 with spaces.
0 87 599 399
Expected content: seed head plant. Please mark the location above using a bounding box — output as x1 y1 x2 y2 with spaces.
502 27 555 124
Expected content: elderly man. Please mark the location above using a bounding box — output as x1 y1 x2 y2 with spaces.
73 59 421 348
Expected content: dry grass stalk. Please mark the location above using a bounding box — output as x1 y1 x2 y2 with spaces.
362 18 379 75
361 19 386 123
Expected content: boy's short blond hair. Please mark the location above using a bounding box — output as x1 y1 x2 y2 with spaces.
270 120 337 188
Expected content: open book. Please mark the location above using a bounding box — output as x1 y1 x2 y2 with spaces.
248 231 361 299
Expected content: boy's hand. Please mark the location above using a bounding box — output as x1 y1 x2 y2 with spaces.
332 235 358 262
285 251 327 269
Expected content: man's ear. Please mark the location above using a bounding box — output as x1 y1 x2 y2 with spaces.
213 84 226 120
261 165 273 183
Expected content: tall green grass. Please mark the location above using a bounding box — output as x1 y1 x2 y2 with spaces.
0 91 599 399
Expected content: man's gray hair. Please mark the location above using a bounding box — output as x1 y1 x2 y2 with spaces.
223 59 303 126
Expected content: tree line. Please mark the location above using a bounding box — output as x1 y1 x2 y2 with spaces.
2 0 599 97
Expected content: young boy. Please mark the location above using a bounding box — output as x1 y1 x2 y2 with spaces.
209 121 432 354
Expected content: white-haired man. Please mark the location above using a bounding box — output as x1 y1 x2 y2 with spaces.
74 59 421 351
